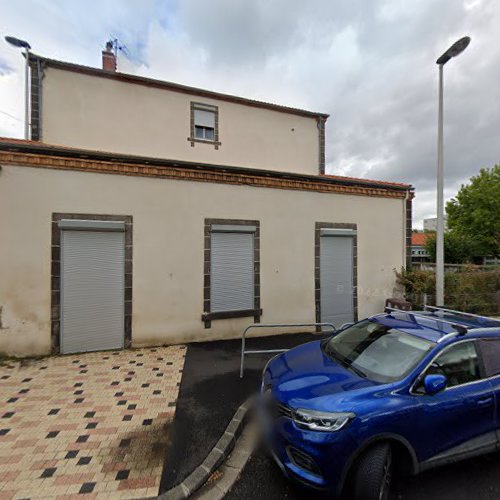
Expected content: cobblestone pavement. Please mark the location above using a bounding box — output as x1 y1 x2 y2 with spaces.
0 346 186 499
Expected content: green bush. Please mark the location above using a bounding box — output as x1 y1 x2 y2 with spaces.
396 268 500 315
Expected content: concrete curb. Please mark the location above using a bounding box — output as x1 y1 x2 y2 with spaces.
157 396 255 500
192 417 258 500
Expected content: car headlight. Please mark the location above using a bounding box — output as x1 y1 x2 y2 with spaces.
292 408 355 432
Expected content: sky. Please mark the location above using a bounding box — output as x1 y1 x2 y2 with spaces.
0 0 499 228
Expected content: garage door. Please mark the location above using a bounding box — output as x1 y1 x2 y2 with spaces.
320 230 355 328
60 220 125 354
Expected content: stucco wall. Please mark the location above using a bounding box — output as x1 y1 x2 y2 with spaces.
41 67 321 175
0 165 406 356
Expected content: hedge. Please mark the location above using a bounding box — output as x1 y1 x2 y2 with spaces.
396 268 500 316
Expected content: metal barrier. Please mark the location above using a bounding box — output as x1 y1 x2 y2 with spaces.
240 322 336 378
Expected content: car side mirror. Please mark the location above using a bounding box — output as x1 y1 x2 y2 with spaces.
423 374 447 395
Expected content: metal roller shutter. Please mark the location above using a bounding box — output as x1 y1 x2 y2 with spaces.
194 109 215 128
320 235 354 328
211 231 254 312
61 229 125 354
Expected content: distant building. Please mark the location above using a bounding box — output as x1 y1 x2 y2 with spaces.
423 217 447 232
411 232 431 263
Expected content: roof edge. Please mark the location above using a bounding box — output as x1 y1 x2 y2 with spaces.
31 54 330 120
0 138 413 193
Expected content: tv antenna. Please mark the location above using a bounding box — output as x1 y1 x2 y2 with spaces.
108 36 129 59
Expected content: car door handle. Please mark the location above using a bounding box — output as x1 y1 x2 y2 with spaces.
477 397 493 406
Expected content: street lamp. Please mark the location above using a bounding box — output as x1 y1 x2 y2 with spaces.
435 36 470 307
4 36 32 140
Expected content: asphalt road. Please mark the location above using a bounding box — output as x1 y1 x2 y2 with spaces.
159 333 323 493
227 437 500 500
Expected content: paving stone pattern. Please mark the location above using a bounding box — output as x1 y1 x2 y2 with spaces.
0 346 186 499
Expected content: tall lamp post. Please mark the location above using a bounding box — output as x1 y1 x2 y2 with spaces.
4 36 32 140
435 36 470 306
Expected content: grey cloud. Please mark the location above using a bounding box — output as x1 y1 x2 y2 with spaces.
1 0 498 228
152 0 498 229
0 59 14 75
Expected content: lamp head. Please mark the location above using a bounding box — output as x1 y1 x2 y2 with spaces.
5 36 31 50
436 36 470 65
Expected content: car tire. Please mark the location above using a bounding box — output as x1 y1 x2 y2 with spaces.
353 442 392 500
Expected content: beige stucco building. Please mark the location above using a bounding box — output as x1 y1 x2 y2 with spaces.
0 47 413 356
32 54 327 176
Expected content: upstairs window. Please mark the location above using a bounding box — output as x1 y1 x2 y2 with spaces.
189 102 220 149
194 109 215 140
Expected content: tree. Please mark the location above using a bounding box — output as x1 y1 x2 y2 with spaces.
446 164 500 258
424 232 474 264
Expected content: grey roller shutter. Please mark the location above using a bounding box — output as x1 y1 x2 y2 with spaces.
211 231 254 312
320 235 354 328
194 109 215 128
61 229 125 354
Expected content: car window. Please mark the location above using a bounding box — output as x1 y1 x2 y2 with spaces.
424 341 481 388
323 320 434 383
478 339 500 378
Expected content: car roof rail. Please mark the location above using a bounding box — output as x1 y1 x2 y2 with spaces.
384 307 468 336
424 305 500 325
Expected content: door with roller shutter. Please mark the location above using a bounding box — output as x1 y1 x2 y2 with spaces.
60 220 125 354
320 232 355 328
210 229 255 312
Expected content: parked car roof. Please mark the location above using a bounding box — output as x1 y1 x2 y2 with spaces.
370 311 500 343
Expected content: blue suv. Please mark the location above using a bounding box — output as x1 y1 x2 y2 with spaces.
260 307 500 500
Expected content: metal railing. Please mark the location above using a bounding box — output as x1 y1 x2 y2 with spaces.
240 322 335 378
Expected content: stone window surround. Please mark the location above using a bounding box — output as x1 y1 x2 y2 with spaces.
51 213 133 354
188 102 221 150
317 116 327 175
314 222 358 327
406 197 413 269
202 218 261 328
29 57 45 141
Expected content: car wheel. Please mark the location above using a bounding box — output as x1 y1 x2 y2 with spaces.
353 443 392 500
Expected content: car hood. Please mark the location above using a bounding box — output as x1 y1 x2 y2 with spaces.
264 340 380 412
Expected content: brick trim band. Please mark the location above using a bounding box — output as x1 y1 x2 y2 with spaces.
0 150 410 200
51 213 133 354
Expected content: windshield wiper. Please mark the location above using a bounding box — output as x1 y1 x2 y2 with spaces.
343 361 368 379
323 343 367 378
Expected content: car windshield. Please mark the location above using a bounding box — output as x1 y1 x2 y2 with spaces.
322 320 435 383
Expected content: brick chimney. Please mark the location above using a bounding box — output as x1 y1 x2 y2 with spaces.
102 41 116 72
